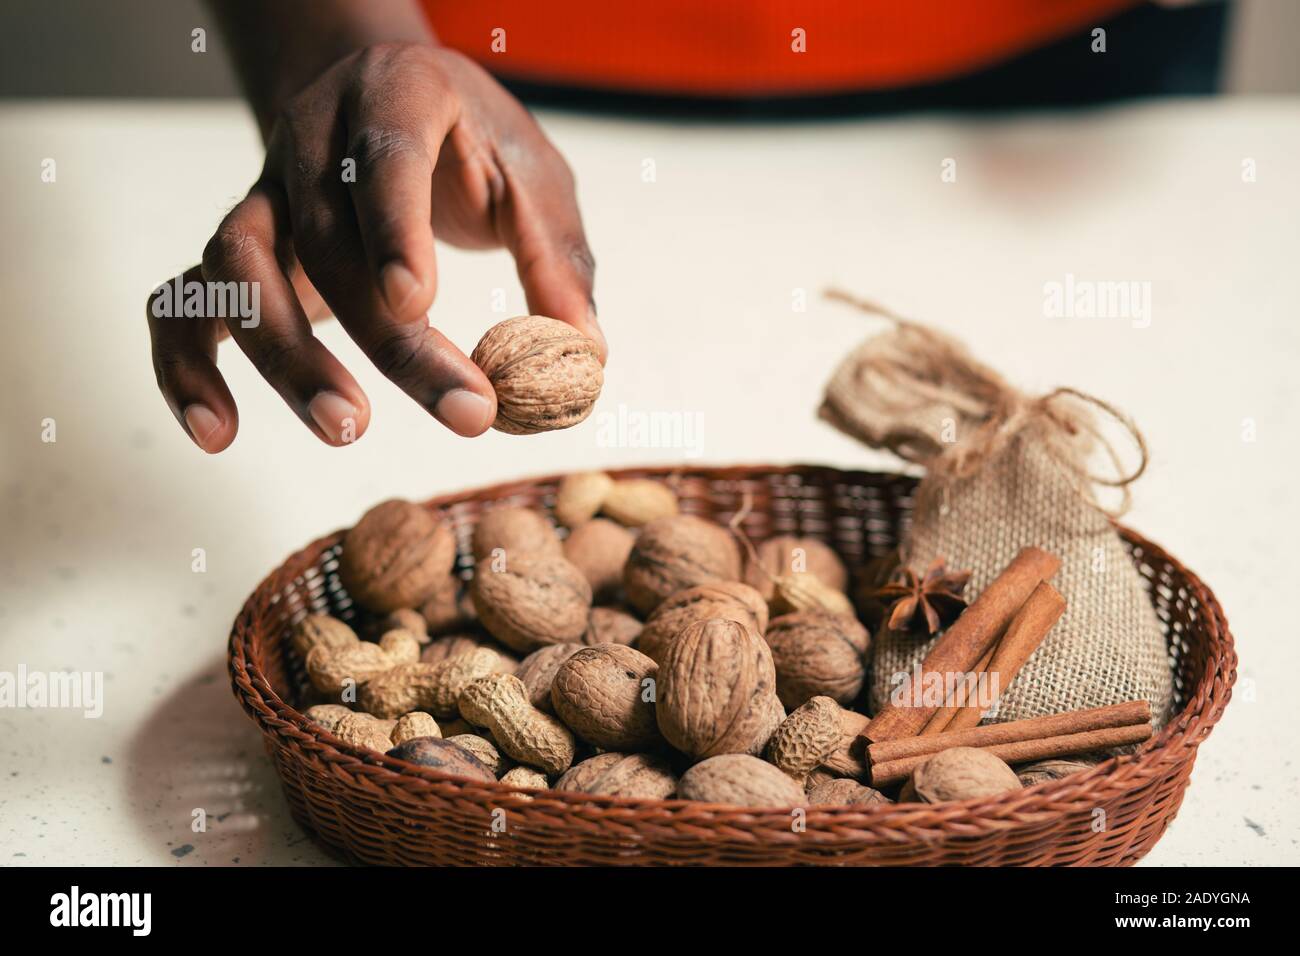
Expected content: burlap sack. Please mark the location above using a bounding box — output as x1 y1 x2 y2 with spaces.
820 304 1173 727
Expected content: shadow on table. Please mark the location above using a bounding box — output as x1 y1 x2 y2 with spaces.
124 651 338 866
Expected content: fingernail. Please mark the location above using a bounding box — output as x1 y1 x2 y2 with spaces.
308 391 360 445
587 303 608 361
434 389 495 436
381 263 422 317
183 404 222 453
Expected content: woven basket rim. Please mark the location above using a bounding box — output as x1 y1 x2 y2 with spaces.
228 463 1237 833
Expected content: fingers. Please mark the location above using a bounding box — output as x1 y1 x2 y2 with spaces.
147 265 238 453
340 46 460 321
497 148 605 363
202 184 372 446
343 112 447 321
276 123 498 437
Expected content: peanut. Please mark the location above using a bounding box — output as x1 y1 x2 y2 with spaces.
458 673 576 776
391 711 441 744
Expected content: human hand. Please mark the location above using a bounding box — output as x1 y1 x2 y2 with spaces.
148 44 603 453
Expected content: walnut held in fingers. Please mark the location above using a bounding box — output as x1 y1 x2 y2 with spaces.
655 617 778 760
637 581 768 664
338 499 457 614
470 315 604 435
910 747 1022 803
470 552 592 653
677 754 805 807
764 611 869 709
472 506 562 562
550 645 661 751
563 518 635 601
622 515 743 615
385 737 496 783
874 557 971 635
555 752 677 800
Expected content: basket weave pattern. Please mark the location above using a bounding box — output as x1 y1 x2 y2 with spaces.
228 465 1235 866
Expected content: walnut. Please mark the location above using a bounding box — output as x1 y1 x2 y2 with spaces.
470 315 603 435
471 506 561 562
550 645 661 751
655 618 778 760
514 643 585 713
637 581 768 664
554 471 613 527
338 499 457 613
677 754 805 807
583 606 642 646
744 535 849 603
764 611 869 709
623 515 743 615
807 778 891 806
555 752 677 800
418 573 477 636
910 747 1022 803
470 552 592 653
563 518 635 601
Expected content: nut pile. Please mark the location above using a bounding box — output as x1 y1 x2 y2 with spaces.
294 479 1047 808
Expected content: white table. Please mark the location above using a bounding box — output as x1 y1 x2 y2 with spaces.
2 99 1296 866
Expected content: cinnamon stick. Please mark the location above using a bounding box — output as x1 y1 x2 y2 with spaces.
944 580 1066 733
868 699 1151 765
862 547 1061 743
919 643 997 736
870 723 1152 787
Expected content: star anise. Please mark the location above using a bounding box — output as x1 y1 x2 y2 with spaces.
873 558 971 635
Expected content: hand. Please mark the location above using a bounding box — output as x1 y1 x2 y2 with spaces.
148 43 603 453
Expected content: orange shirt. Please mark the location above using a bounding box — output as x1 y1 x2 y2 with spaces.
422 0 1140 96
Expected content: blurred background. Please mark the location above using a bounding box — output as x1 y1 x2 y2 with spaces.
1 0 1297 101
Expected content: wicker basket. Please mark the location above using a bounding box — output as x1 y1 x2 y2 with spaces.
228 464 1236 866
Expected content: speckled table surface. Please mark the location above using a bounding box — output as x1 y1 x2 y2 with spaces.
1 99 1296 867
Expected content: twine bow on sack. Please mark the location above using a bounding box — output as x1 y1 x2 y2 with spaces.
819 290 1149 516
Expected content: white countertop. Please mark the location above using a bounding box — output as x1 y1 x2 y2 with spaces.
1 98 1296 866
